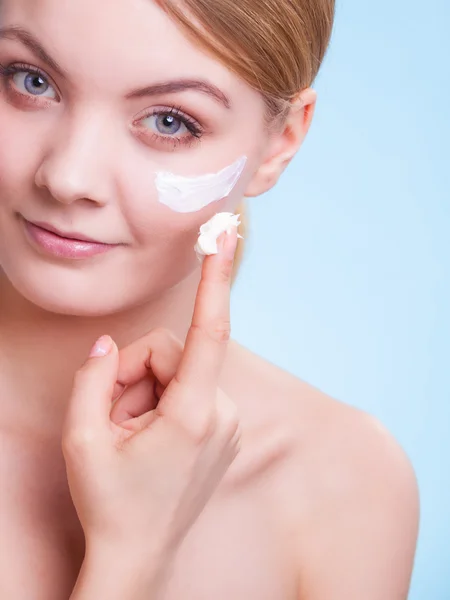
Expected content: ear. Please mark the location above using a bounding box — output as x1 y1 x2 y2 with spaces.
244 87 317 198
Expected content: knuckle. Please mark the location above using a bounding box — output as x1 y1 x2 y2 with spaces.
62 428 98 455
213 320 231 343
141 328 170 355
149 327 172 341
185 406 217 445
221 410 240 440
146 327 183 355
218 257 234 282
191 320 231 345
216 396 240 439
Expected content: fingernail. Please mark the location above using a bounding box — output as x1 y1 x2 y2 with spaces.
223 227 238 261
89 335 113 358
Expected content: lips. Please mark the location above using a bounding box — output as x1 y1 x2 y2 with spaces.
28 219 107 244
21 216 119 260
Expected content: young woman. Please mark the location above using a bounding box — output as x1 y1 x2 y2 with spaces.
0 0 420 598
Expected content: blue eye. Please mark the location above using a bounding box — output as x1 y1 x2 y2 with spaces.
13 70 56 98
156 114 183 135
143 113 189 136
133 106 204 149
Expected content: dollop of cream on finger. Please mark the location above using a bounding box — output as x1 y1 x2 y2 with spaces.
194 212 243 261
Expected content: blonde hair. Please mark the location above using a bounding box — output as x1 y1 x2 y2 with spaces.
156 0 335 282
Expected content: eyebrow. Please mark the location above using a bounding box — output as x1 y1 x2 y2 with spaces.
126 80 231 109
0 26 67 78
0 25 232 110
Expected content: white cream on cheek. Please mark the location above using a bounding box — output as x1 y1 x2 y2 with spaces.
155 155 247 214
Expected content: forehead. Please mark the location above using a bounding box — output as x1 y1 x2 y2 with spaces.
0 0 237 91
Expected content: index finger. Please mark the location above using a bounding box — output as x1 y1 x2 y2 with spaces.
173 226 238 397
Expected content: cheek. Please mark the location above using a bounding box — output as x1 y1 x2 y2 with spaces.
0 105 46 199
119 155 246 247
122 181 213 260
118 166 243 291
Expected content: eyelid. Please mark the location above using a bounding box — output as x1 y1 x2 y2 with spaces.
131 106 205 151
4 62 60 99
133 105 203 134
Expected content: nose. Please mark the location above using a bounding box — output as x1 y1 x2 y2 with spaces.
35 109 115 206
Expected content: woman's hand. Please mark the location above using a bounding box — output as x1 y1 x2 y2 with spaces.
62 228 241 563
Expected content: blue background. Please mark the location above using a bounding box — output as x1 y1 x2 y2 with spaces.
232 0 449 597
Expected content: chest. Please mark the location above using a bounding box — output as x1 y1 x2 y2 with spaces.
0 432 298 600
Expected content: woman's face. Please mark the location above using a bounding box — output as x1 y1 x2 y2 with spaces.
0 0 273 316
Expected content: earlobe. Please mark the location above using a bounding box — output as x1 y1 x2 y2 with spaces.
244 87 317 198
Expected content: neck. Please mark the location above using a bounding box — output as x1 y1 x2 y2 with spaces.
0 268 201 438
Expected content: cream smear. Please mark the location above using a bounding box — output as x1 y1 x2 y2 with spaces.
194 212 243 261
155 156 247 213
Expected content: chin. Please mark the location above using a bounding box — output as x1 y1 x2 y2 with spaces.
0 250 198 319
2 263 134 317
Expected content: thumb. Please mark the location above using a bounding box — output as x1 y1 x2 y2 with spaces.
64 335 119 439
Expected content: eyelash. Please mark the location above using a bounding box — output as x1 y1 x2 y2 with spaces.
0 62 205 149
0 61 53 93
137 105 204 148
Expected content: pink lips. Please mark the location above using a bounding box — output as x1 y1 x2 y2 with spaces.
22 218 118 260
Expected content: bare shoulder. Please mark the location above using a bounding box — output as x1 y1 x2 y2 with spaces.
224 341 420 598
225 340 418 474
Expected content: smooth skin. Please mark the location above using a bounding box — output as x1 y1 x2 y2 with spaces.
0 0 419 598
